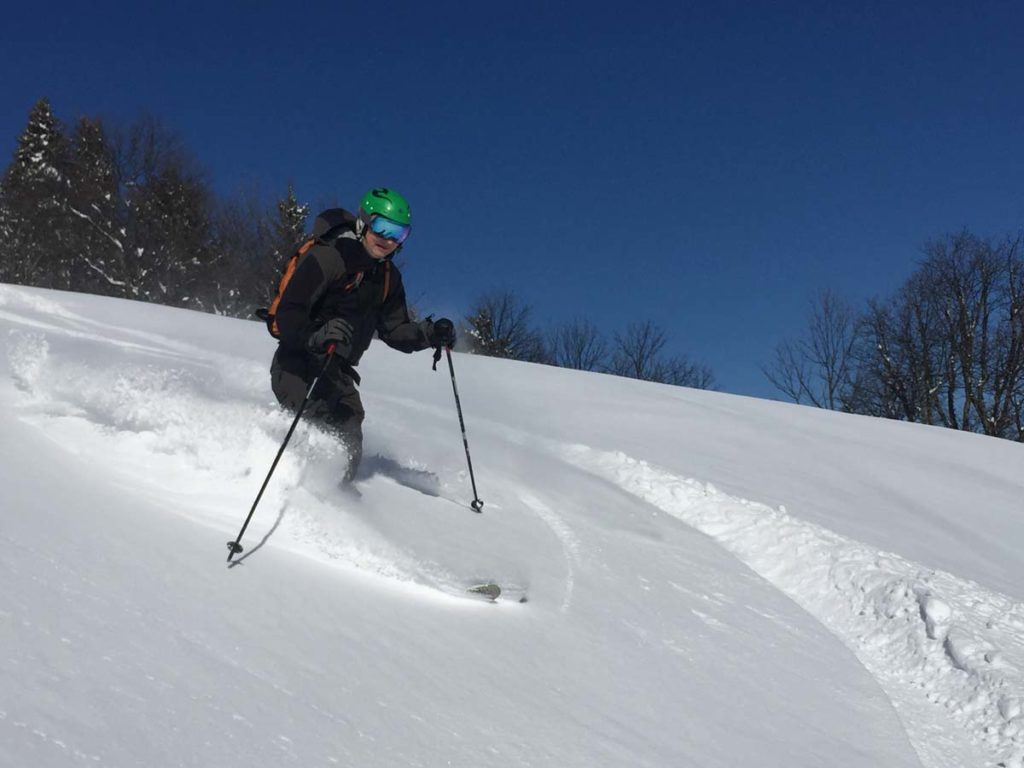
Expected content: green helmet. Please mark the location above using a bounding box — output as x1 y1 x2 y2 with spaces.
359 187 411 225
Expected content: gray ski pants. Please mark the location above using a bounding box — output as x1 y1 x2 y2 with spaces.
270 348 364 482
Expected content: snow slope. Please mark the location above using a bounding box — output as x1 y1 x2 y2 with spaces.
2 283 1023 767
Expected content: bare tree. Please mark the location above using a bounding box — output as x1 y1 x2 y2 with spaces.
108 117 215 306
926 232 1024 438
609 320 667 380
464 289 550 362
205 192 275 316
662 357 717 389
112 114 191 192
551 317 607 371
763 290 860 409
609 320 715 388
853 283 947 424
849 231 1024 441
1007 245 1024 439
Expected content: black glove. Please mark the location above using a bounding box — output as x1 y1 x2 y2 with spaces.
307 317 354 355
431 318 456 348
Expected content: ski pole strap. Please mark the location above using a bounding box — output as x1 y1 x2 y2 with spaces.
335 358 361 386
432 345 443 371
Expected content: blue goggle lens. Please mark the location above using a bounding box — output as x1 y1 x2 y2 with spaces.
369 215 411 244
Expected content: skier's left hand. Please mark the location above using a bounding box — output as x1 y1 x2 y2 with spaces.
431 318 456 348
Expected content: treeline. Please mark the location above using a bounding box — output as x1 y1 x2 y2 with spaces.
0 98 716 391
462 290 715 388
0 98 307 317
7 101 1021 439
7 101 1022 439
765 231 1024 441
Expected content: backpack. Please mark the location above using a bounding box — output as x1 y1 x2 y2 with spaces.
255 208 391 339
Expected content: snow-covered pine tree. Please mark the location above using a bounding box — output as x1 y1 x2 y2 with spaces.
0 192 12 283
65 116 122 295
0 98 71 288
273 183 309 259
126 164 214 306
257 182 310 305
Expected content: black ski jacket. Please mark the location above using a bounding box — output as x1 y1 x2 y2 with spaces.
274 209 433 371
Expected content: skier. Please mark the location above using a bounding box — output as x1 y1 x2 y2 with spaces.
269 187 456 482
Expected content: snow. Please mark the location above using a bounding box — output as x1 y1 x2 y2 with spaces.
2 282 1023 767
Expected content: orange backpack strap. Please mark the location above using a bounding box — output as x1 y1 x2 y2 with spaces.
343 272 365 292
265 237 316 336
260 238 394 339
343 262 390 301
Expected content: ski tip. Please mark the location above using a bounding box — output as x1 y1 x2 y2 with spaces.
466 583 530 604
466 583 501 601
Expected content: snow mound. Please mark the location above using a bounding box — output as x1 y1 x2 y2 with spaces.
562 444 1024 768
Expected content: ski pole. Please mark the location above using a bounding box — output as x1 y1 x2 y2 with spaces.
227 345 335 562
433 345 484 512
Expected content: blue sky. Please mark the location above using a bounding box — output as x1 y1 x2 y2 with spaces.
3 1 1023 398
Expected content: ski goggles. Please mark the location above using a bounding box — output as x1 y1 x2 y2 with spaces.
368 215 411 244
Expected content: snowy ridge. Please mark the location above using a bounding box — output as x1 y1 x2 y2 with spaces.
563 445 1024 768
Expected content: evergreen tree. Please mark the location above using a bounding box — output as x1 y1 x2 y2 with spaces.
273 183 309 257
262 183 309 303
0 192 12 282
124 163 213 306
0 98 70 287
65 116 122 294
0 102 306 323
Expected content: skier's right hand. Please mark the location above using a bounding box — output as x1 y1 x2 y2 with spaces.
307 317 354 356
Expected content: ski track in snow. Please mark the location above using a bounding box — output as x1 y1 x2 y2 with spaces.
559 443 1024 768
517 492 581 613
